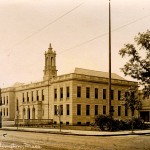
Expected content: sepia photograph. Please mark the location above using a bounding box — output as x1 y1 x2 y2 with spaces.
0 0 150 149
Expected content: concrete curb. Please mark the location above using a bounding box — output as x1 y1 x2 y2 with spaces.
1 128 150 136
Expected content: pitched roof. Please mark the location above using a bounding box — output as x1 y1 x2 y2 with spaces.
74 68 126 80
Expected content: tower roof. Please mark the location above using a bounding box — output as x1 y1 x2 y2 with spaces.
49 43 52 49
48 43 53 53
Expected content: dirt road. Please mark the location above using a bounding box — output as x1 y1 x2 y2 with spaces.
0 130 150 150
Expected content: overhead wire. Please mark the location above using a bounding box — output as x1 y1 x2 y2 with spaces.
6 1 86 56
58 14 150 54
3 1 150 56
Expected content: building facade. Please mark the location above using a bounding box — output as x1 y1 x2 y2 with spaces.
1 44 140 125
139 92 150 122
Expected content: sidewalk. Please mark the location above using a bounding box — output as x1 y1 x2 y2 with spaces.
1 126 150 136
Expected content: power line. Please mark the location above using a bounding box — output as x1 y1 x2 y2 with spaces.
6 1 86 56
58 14 150 54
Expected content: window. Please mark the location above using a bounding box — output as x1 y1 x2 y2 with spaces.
66 87 70 98
54 105 57 115
60 105 63 115
42 109 44 116
66 104 70 115
51 57 54 66
16 99 19 111
86 122 90 125
77 104 81 115
31 91 34 101
54 89 57 99
6 108 8 116
103 89 106 99
3 108 5 116
111 90 114 100
103 106 106 114
60 88 63 99
22 93 25 102
77 122 81 125
6 96 8 105
42 90 44 101
27 92 29 102
118 106 121 116
77 86 81 98
66 122 69 125
95 105 98 116
111 106 114 116
23 108 25 116
36 90 39 101
86 105 90 115
3 97 5 105
95 88 98 99
86 87 90 98
118 91 121 100
125 107 128 116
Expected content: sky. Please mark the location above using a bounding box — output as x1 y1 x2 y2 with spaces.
0 0 150 88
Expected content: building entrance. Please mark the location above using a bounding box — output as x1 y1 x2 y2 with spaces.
140 111 149 122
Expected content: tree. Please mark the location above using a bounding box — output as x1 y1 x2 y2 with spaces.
122 87 142 133
119 30 150 98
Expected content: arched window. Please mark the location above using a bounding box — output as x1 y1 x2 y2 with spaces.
27 108 30 119
51 57 54 66
23 108 26 119
23 108 25 115
32 107 35 119
46 57 49 67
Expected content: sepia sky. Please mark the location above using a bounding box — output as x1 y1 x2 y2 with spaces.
0 0 150 88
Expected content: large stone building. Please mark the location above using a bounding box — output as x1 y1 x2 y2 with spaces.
1 44 145 125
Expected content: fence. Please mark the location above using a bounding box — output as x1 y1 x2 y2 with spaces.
15 119 53 126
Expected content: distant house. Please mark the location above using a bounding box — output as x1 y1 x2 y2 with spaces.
1 44 141 125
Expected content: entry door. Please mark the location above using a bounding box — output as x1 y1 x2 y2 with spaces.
140 112 149 122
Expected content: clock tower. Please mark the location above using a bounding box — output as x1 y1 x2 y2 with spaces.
43 44 57 80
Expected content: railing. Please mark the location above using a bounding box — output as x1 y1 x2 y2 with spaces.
15 119 53 126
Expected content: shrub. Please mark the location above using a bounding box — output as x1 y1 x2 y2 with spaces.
95 115 148 131
112 119 120 131
95 115 112 131
133 117 147 129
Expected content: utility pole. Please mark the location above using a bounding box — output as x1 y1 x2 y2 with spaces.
57 105 61 132
108 0 113 130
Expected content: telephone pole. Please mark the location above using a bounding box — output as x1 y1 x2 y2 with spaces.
108 0 113 130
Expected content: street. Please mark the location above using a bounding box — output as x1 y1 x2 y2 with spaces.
0 130 150 150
